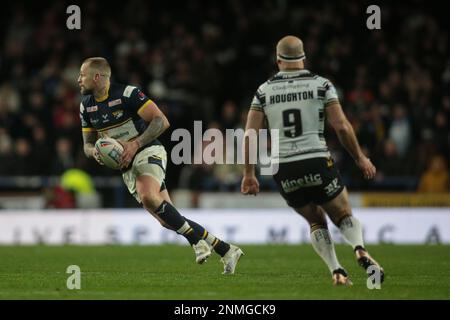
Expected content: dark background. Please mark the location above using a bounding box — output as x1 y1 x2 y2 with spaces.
0 0 448 206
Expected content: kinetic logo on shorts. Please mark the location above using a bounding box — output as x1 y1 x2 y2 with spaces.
281 174 322 193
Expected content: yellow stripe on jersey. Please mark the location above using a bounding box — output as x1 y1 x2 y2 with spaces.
97 118 131 132
82 127 95 132
137 100 154 115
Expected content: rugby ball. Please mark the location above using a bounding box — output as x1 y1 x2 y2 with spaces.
95 137 124 170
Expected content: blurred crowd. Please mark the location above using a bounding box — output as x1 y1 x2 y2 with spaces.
0 0 449 193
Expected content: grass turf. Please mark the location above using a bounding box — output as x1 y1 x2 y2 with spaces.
0 244 448 299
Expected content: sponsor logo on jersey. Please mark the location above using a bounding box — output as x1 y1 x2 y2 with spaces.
281 174 322 193
112 110 124 119
87 106 98 112
108 99 122 107
102 114 109 123
272 83 309 91
138 91 146 100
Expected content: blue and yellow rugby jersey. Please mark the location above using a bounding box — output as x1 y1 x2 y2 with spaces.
79 82 161 148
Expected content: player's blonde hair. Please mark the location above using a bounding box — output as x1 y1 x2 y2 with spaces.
82 57 111 77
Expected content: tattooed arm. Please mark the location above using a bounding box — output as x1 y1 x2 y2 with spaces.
82 130 103 164
135 114 168 148
119 101 170 169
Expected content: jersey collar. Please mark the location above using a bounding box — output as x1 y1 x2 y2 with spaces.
278 68 309 75
94 83 110 102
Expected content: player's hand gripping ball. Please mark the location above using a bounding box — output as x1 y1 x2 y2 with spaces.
94 137 124 170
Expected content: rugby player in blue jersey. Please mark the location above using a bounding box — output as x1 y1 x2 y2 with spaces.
78 57 243 274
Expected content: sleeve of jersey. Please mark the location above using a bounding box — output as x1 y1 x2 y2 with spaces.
80 102 94 132
324 81 339 107
249 89 265 112
127 87 155 115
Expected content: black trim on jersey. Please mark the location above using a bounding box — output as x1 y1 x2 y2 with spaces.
317 88 326 99
279 147 329 158
319 110 325 122
325 99 339 107
268 76 318 85
148 157 166 173
120 141 161 173
256 91 266 107
268 72 317 83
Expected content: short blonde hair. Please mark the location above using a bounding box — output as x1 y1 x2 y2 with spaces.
82 57 111 77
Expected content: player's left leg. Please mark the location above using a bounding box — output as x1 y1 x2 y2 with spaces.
159 188 244 275
294 203 352 286
321 188 384 283
123 145 212 264
136 175 212 263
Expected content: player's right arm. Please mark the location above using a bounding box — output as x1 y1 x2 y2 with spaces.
80 102 103 165
326 102 375 179
81 130 101 163
241 88 266 195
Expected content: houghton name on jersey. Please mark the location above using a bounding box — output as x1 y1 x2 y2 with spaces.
250 69 339 163
80 83 161 148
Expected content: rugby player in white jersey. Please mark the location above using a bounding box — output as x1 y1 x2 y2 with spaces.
242 36 384 285
78 57 243 274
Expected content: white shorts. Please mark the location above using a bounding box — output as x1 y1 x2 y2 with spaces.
122 145 168 203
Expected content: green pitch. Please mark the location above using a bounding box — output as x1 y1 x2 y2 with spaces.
0 245 448 299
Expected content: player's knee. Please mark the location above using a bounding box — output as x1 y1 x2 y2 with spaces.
310 222 328 233
141 193 163 212
332 211 352 227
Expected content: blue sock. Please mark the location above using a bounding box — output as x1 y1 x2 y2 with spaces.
154 201 200 245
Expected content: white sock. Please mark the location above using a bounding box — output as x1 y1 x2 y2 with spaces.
176 221 191 234
310 228 342 274
338 216 364 249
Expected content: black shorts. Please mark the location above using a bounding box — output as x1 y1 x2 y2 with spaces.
273 157 345 208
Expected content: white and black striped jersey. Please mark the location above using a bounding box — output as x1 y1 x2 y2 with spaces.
250 69 339 163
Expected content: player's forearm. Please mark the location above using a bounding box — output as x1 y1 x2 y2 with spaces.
82 131 98 159
243 135 256 177
135 116 169 148
83 144 96 158
335 122 364 161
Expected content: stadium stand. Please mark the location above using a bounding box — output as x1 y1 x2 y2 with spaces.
0 0 449 207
